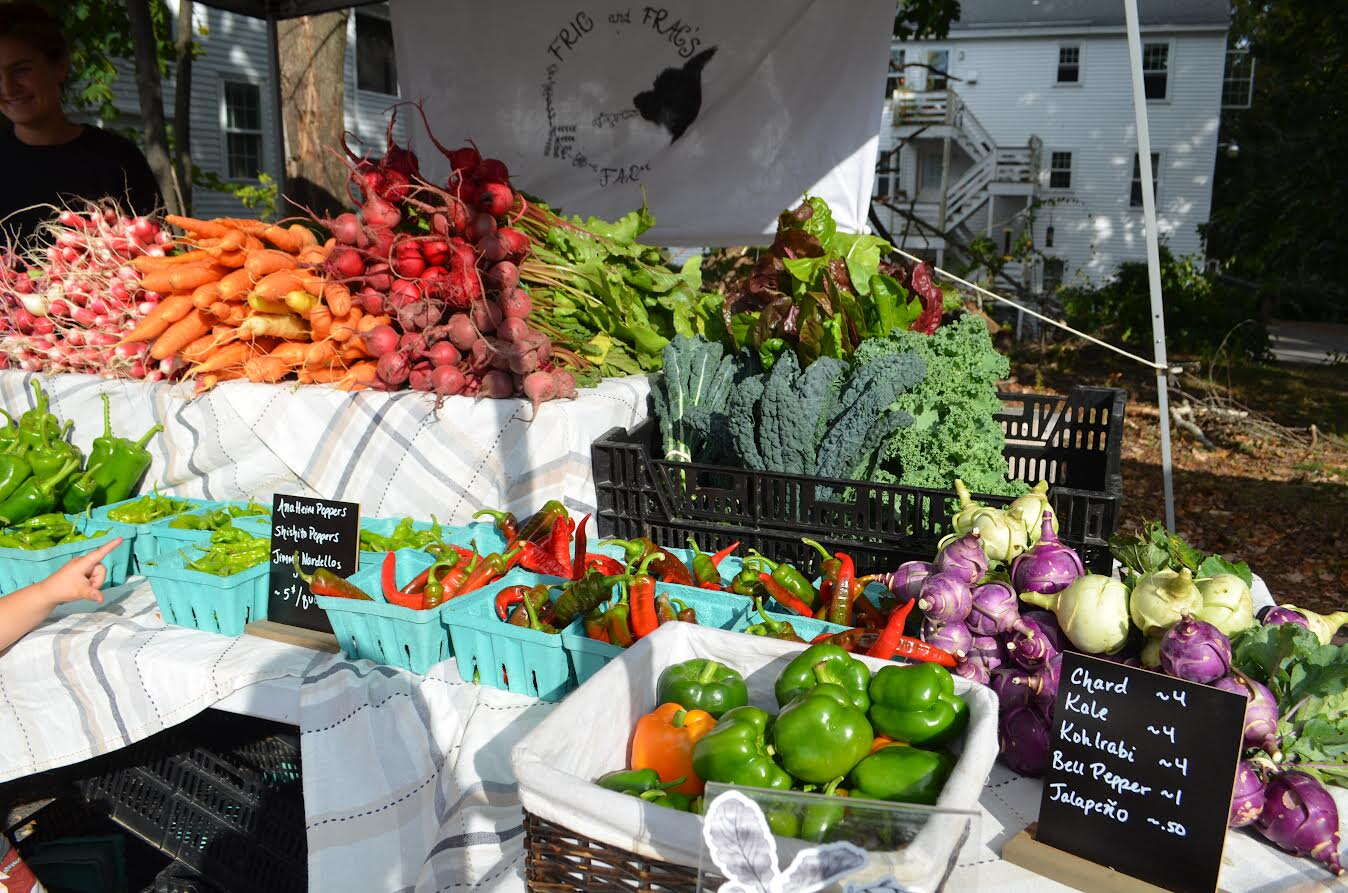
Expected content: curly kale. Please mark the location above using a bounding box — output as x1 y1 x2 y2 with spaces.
858 313 1024 497
650 336 736 463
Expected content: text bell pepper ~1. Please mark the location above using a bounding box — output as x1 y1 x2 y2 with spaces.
690 706 793 792
847 745 954 806
630 702 716 795
774 643 871 713
771 684 874 784
656 659 749 719
867 663 969 748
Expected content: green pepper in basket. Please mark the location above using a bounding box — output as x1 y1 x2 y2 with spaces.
743 599 805 642
595 768 686 795
0 409 17 453
771 685 873 784
800 778 848 842
552 569 623 627
691 706 793 792
867 663 969 748
0 438 33 503
746 550 818 608
89 422 163 507
106 492 190 525
60 460 106 514
656 659 748 719
27 418 77 481
17 380 59 454
0 457 80 527
847 745 954 806
775 643 871 713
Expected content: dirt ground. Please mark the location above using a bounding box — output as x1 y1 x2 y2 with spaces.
1006 342 1348 616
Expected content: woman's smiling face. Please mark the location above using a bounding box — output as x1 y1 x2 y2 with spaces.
0 36 65 128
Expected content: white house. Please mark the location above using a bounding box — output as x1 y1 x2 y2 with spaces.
872 0 1243 295
98 2 407 219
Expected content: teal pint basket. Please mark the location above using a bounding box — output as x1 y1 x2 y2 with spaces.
732 606 850 644
90 495 214 567
148 501 270 559
444 569 572 701
0 515 133 594
355 519 506 570
317 549 459 675
141 549 269 635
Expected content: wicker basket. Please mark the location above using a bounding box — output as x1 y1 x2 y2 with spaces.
524 811 701 892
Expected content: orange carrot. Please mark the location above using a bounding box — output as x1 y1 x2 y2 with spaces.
297 245 329 266
121 294 195 343
132 249 214 271
211 218 269 236
187 341 250 376
141 263 226 295
338 342 369 361
251 270 306 301
218 268 253 301
268 342 311 366
243 355 292 383
305 339 338 369
191 281 222 309
181 332 219 364
335 361 377 391
258 225 303 254
216 228 247 252
215 250 247 269
308 304 333 341
356 313 390 334
165 215 235 239
330 307 363 342
245 249 299 279
288 224 319 248
150 309 210 360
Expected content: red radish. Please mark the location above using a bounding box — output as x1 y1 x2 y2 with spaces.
376 351 411 386
449 145 481 173
479 370 513 398
448 200 471 235
430 212 451 236
427 341 460 367
431 364 466 396
495 227 530 261
478 182 513 217
32 317 54 336
47 299 70 318
468 212 497 243
469 299 502 334
476 158 510 184
485 261 519 293
422 239 450 267
329 247 366 279
499 288 531 319
446 314 477 351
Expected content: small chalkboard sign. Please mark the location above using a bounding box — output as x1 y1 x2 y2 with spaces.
266 493 360 633
1035 652 1248 893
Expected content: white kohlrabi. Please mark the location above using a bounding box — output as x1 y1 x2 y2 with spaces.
1194 573 1256 637
951 480 1029 564
1140 636 1163 668
1020 574 1130 655
1128 567 1202 638
1006 481 1056 545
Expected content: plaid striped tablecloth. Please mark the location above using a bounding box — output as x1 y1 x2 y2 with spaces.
0 371 650 521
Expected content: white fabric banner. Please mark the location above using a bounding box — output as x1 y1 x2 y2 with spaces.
389 0 893 244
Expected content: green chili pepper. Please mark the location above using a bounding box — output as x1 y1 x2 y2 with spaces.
552 569 624 626
743 598 805 642
61 460 106 514
595 768 686 795
0 457 79 526
106 492 191 525
0 409 18 453
0 447 34 503
747 550 818 608
18 380 59 453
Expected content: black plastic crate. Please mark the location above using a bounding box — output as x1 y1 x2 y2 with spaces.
592 386 1125 576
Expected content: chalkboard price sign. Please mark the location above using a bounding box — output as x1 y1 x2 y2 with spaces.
265 493 360 633
1036 652 1248 893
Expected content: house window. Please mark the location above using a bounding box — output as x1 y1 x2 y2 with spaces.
1142 42 1169 100
886 47 906 96
1057 45 1080 83
1043 257 1065 294
222 82 262 180
919 151 943 192
1048 151 1072 189
1130 152 1160 207
874 147 900 198
1222 48 1254 109
356 13 398 95
927 49 949 91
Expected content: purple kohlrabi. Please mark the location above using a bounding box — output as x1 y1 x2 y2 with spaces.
934 529 989 586
966 579 1023 637
953 654 992 685
867 560 934 604
1006 610 1067 670
917 571 974 624
1255 771 1343 875
999 704 1051 777
1015 652 1062 713
1010 510 1085 596
1259 606 1312 630
969 634 1007 672
1213 672 1281 755
922 618 972 658
990 669 1035 711
1159 616 1232 684
1229 760 1266 829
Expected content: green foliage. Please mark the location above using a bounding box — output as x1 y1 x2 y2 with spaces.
192 168 279 220
1058 247 1268 358
48 0 176 122
650 336 736 464
858 314 1021 497
893 0 961 41
1204 0 1348 322
1110 520 1252 587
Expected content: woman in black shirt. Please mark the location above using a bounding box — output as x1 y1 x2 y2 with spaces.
0 3 161 247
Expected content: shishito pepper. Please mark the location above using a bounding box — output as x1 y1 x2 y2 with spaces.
771 684 873 784
656 659 748 718
743 598 805 642
106 492 190 525
867 663 969 748
847 745 954 806
774 643 871 713
690 706 792 791
630 702 716 795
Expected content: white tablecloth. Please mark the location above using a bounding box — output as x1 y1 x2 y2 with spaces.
0 372 650 521
1 582 1342 891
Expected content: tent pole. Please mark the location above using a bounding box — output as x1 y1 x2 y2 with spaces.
267 13 288 203
1122 0 1176 531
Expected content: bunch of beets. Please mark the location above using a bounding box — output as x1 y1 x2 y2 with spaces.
323 107 576 411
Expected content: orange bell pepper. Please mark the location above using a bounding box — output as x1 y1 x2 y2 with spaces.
630 702 715 796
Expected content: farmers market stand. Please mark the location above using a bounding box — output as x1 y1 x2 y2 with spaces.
1 576 1341 891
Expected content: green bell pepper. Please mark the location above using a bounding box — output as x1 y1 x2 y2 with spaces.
868 663 969 748
847 746 954 806
691 706 793 791
656 659 748 718
771 685 873 784
775 643 871 713
801 777 847 842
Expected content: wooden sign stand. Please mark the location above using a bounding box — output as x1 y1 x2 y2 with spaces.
244 619 340 653
1002 823 1168 893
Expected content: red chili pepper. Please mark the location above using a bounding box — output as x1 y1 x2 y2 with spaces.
495 584 533 620
811 631 835 644
547 514 574 574
629 555 660 639
756 572 814 617
439 553 477 598
455 544 524 597
401 545 474 596
651 548 695 586
891 636 957 667
519 541 568 576
571 513 590 581
519 500 568 545
698 581 725 592
709 541 740 569
584 605 610 642
655 594 677 624
583 553 626 576
380 551 398 600
867 600 918 660
607 584 635 647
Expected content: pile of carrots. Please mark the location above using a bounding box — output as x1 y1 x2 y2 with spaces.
122 215 389 391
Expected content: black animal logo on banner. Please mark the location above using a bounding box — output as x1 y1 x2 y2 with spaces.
633 46 718 142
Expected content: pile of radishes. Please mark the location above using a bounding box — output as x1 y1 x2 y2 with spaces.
324 105 577 412
0 201 174 379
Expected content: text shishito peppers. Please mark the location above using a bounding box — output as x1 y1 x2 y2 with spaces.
598 657 965 834
0 387 163 528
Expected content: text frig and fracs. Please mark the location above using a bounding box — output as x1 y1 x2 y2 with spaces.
1046 664 1191 838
